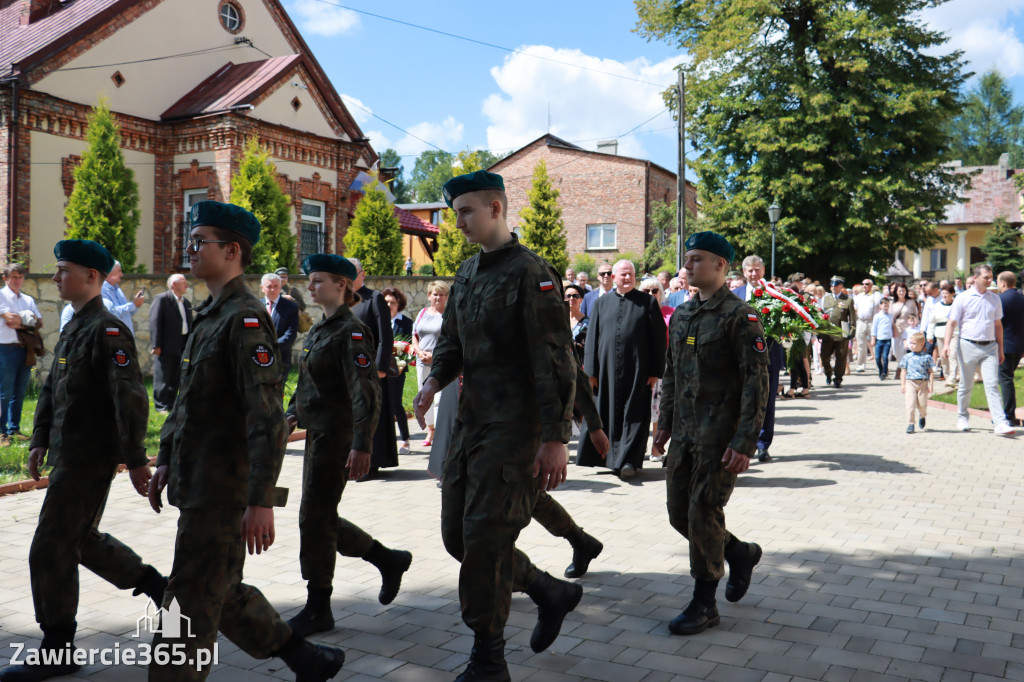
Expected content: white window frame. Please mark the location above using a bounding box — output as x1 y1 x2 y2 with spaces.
182 190 207 268
587 223 617 250
219 3 241 31
930 248 947 271
299 200 327 260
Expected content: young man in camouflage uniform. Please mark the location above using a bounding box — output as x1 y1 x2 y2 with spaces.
0 240 166 682
414 171 581 681
820 275 855 387
148 202 343 682
654 231 769 636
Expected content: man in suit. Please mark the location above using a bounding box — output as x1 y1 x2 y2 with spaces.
261 272 299 372
666 268 691 308
580 262 615 317
149 273 193 412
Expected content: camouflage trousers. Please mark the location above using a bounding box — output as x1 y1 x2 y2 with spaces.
665 442 738 582
532 489 578 538
299 429 376 589
30 464 149 630
440 420 542 637
820 335 850 379
149 509 291 682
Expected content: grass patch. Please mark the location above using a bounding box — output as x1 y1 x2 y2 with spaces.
932 366 1024 412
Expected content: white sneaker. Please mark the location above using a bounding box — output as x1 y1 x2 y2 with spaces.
855 365 866 372
995 423 1017 437
957 417 970 432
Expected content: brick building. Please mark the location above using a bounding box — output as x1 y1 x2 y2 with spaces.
0 0 378 271
488 134 697 264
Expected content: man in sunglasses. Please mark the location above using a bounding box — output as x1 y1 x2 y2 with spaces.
580 263 615 317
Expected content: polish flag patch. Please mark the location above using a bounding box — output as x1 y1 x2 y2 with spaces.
539 280 554 292
105 327 120 336
747 313 758 322
243 317 260 328
352 332 363 341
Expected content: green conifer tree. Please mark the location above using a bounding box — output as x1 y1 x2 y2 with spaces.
981 216 1024 274
65 98 141 270
519 159 568 273
344 170 403 275
433 207 479 276
230 136 295 274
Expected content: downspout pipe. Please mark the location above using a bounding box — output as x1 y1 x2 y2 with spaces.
2 71 20 260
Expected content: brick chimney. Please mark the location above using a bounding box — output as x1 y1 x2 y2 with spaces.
20 0 61 25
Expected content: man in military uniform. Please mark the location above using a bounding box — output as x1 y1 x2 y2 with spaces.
820 275 855 387
0 240 166 682
148 202 343 682
653 231 768 636
414 171 581 681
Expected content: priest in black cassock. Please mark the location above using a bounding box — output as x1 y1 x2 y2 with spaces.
578 260 667 479
349 258 399 474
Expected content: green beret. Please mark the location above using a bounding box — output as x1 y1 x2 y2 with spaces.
190 201 261 246
302 254 356 280
830 275 845 285
684 231 735 264
442 170 505 208
54 239 115 275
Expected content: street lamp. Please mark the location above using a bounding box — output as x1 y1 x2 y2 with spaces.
767 202 782 280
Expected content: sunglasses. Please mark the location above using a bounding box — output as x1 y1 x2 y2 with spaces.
641 288 658 293
597 271 613 277
564 293 581 300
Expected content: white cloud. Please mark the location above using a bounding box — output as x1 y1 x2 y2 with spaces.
341 94 463 158
285 0 360 37
922 0 1024 77
482 46 679 162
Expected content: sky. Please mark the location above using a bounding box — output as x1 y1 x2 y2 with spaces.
280 0 1024 180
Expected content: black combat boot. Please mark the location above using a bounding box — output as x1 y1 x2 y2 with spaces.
288 585 335 638
453 634 510 682
524 570 583 653
0 623 81 681
131 565 168 606
563 526 603 579
277 633 345 682
724 539 762 603
363 541 412 605
669 580 720 635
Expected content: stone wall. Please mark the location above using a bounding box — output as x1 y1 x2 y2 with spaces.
23 273 452 381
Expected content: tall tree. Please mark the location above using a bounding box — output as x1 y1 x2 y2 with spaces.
380 148 414 203
65 98 141 270
410 150 455 202
947 70 1024 167
981 216 1024 274
636 0 969 279
431 150 496 275
519 159 569 272
344 170 403 275
230 136 295 274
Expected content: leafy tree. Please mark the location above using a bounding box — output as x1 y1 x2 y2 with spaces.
344 170 403 275
380 148 414 203
410 150 455 202
635 0 969 280
570 253 598 279
519 160 569 272
981 216 1024 274
433 208 479 276
230 136 295 274
947 70 1024 167
65 98 141 270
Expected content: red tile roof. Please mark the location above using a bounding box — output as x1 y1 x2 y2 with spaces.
394 205 438 237
161 55 302 120
944 163 1024 225
0 0 127 76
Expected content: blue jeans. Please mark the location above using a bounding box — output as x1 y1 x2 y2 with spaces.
874 340 891 376
0 344 31 434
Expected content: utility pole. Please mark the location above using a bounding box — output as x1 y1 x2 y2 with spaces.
676 69 685 270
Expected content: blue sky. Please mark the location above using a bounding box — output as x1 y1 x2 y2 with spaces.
282 0 1024 178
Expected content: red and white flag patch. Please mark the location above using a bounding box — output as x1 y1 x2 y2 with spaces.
105 327 120 336
747 313 758 322
243 317 260 328
539 280 554 292
352 332 363 341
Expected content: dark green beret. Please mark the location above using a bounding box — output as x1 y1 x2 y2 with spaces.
684 231 735 264
302 254 356 280
442 170 505 208
830 275 845 285
54 239 115 275
190 201 261 245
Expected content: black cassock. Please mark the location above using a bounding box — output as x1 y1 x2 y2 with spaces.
353 285 399 470
578 288 666 471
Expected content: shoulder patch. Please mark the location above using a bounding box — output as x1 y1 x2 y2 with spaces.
251 344 275 367
354 352 371 368
105 327 120 336
747 313 758 322
112 348 130 367
351 331 363 341
243 317 260 328
753 336 767 353
539 280 554 292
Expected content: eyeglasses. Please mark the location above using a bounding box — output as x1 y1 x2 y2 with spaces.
564 294 581 300
186 237 232 251
641 288 658 294
597 271 613 277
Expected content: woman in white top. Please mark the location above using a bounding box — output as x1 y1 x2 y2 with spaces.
412 280 450 446
927 284 956 382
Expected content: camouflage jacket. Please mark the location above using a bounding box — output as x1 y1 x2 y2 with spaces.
429 234 575 443
31 295 148 469
658 284 769 456
157 276 287 510
285 306 380 452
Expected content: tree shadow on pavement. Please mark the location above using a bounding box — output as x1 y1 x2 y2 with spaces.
736 475 836 488
779 452 923 474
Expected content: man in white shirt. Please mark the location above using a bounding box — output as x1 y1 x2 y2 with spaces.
0 263 42 442
102 261 144 336
853 279 880 371
943 265 1015 435
149 274 193 412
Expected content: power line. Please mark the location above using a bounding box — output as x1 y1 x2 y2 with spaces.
340 96 449 154
311 0 674 89
42 43 247 74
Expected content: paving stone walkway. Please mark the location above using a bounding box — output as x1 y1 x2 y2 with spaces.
1 370 1022 681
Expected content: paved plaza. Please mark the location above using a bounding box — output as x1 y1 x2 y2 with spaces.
1 372 1023 681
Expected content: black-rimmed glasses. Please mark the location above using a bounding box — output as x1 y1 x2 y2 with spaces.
187 237 232 251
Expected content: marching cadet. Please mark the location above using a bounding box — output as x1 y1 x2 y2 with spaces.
653 231 768 636
0 240 166 682
148 202 343 681
414 171 581 681
820 275 855 387
284 253 412 639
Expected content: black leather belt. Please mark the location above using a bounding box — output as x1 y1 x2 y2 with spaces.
963 339 994 345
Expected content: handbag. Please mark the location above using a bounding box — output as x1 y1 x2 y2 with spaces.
297 309 313 333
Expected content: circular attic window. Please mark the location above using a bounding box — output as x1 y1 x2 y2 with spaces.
219 2 243 33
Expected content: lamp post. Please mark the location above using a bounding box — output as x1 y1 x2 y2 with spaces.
767 202 782 280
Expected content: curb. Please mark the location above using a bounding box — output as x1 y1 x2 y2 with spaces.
0 477 48 497
927 399 996 420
